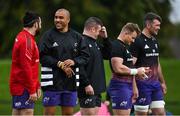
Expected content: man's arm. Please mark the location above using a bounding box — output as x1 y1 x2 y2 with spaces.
72 34 90 67
158 58 167 94
99 26 112 59
132 77 138 103
111 57 147 78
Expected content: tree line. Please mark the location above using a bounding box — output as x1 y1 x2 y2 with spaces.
0 0 177 58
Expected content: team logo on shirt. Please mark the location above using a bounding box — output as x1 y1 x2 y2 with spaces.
144 44 149 49
52 42 58 47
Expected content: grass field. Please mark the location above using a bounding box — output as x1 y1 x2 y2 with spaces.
0 59 180 115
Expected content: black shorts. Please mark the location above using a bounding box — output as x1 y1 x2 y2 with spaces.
78 94 101 108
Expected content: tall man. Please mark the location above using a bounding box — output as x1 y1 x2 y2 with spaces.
108 23 150 115
78 17 111 115
9 11 42 115
130 12 167 115
39 8 89 115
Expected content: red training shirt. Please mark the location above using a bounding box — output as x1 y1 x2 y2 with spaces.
9 29 40 96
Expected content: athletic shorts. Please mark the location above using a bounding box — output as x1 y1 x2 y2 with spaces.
135 81 164 106
12 89 34 109
79 94 101 108
42 91 77 107
108 79 133 109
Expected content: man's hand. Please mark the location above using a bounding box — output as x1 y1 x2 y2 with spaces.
85 85 94 95
137 67 151 80
161 83 167 95
37 88 41 99
63 59 75 68
63 67 75 78
99 26 108 38
28 93 38 102
132 84 139 103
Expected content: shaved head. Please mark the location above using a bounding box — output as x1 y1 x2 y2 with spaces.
54 8 71 32
56 8 70 20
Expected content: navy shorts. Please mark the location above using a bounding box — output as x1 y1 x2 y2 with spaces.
108 79 133 109
135 81 164 105
79 94 101 108
12 89 34 109
42 91 77 107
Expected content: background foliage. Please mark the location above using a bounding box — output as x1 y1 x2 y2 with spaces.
0 0 178 58
0 0 180 115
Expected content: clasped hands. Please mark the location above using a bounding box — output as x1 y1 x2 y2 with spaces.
57 59 75 78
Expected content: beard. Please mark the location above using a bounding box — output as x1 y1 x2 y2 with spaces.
150 29 158 37
35 28 41 36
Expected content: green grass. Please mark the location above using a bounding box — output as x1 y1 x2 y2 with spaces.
0 59 180 115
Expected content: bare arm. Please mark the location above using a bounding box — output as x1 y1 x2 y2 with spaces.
111 57 131 75
158 58 167 94
132 77 138 103
111 57 148 78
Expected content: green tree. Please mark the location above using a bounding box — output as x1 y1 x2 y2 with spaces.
0 0 175 58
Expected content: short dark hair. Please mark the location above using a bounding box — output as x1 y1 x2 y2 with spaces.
143 12 162 27
84 17 103 30
23 11 40 27
122 22 141 35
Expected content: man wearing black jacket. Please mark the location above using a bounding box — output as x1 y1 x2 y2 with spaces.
78 17 111 115
38 8 89 115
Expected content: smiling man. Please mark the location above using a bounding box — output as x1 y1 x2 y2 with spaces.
38 8 89 115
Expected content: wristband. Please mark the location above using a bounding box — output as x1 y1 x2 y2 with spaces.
130 68 138 75
57 61 64 69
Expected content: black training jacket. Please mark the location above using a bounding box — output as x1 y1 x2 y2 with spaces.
78 35 111 96
39 27 89 91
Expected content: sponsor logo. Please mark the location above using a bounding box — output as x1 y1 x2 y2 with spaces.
127 58 133 61
145 53 159 57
